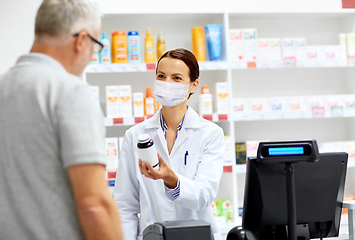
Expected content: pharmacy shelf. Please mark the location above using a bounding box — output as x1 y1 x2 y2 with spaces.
233 112 355 122
85 61 229 73
235 164 247 174
86 60 350 73
104 113 230 127
96 0 355 15
230 59 349 69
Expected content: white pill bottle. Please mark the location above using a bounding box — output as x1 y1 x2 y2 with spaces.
137 134 159 168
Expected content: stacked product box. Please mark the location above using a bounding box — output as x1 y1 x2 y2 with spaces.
133 92 144 118
118 85 132 117
243 29 258 68
307 95 326 118
281 38 296 68
268 38 283 68
305 45 347 68
106 85 135 119
229 29 245 68
324 95 344 118
326 45 347 67
233 94 355 121
233 98 249 121
248 97 270 120
106 86 120 118
257 38 270 68
342 94 355 117
246 140 261 158
284 96 309 119
304 45 321 68
340 34 348 60
268 97 287 120
235 142 246 164
347 33 355 66
105 137 119 188
293 38 307 67
224 136 233 166
199 86 213 115
215 82 229 114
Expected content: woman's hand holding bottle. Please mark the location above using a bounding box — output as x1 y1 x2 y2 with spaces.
138 152 178 189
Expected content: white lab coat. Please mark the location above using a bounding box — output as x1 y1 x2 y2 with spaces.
114 107 225 240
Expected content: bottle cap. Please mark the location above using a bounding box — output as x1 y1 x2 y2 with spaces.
146 87 152 97
158 33 164 42
201 86 210 94
138 134 150 143
146 28 152 37
112 31 125 37
128 31 139 36
102 32 107 39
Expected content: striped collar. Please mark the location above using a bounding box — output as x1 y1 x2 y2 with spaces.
160 106 188 140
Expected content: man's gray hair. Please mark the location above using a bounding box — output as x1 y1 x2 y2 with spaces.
35 0 101 39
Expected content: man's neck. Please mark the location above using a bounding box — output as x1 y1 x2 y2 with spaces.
30 40 73 74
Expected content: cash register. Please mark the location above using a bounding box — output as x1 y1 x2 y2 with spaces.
227 140 348 240
143 220 213 240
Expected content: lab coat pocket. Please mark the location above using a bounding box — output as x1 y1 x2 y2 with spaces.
181 153 201 180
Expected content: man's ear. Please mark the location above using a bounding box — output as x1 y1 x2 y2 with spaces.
73 31 88 54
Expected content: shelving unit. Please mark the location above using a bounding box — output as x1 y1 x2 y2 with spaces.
85 1 355 237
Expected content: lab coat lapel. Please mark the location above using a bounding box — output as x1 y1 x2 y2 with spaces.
169 125 188 157
169 107 201 157
156 127 170 163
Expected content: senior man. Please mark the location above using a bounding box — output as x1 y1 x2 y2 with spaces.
0 1 123 240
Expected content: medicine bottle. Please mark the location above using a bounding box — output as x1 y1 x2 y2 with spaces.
137 134 159 168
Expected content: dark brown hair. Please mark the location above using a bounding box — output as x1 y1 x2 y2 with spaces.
156 48 199 99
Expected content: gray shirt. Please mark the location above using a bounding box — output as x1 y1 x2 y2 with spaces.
0 53 106 240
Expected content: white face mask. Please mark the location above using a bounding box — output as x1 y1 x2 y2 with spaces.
154 80 190 107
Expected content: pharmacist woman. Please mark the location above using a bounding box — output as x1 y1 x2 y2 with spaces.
114 48 225 240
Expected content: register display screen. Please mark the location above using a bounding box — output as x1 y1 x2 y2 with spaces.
261 144 312 157
268 147 304 156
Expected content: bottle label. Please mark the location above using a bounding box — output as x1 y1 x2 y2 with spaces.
90 53 99 62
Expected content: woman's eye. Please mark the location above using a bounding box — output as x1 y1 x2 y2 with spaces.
157 74 164 78
174 77 182 80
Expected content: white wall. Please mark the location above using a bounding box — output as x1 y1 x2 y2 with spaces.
0 0 42 74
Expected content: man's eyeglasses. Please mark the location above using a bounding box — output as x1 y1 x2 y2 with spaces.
73 31 103 53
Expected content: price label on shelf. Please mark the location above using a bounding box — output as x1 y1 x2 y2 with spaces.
231 61 247 69
284 57 296 68
211 63 219 70
202 114 213 121
199 62 206 70
107 171 117 179
124 117 134 125
312 106 325 118
108 180 115 187
223 165 233 173
247 61 257 68
113 118 124 125
204 62 213 70
134 117 145 124
146 63 156 71
218 114 228 121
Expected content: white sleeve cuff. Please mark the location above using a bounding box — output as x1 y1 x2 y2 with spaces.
164 179 181 201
